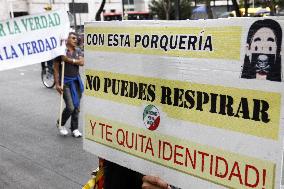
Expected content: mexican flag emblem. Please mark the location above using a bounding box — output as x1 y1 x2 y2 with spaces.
143 105 160 131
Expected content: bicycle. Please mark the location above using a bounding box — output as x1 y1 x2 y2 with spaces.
41 60 55 88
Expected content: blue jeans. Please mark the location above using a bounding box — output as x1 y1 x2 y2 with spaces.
61 81 82 131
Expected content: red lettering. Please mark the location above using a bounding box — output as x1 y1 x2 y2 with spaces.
210 155 213 175
105 124 112 142
145 137 154 156
198 151 209 172
262 169 266 189
158 140 162 158
228 161 243 185
135 134 138 150
215 156 228 178
89 120 96 135
99 123 106 139
185 148 196 169
126 131 134 148
245 164 259 187
116 128 125 146
174 145 184 166
162 141 172 161
138 134 146 152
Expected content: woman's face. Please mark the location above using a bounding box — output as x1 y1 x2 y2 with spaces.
249 27 277 55
248 27 277 77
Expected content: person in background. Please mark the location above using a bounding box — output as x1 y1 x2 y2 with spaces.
103 160 176 189
53 32 84 137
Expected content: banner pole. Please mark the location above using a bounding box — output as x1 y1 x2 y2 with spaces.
58 61 65 128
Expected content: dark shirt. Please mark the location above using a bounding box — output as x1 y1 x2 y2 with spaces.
65 47 83 77
56 47 83 78
104 161 143 189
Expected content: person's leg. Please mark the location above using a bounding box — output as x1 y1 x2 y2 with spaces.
70 81 82 136
47 60 53 74
41 62 45 73
70 108 79 131
60 84 75 126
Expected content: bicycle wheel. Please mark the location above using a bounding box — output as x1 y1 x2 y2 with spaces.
41 66 55 88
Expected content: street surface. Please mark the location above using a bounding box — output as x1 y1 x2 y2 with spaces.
0 64 97 189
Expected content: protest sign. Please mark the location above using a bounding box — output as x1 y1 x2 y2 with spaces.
83 18 284 189
0 9 70 71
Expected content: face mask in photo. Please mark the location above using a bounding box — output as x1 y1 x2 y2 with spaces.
251 53 275 75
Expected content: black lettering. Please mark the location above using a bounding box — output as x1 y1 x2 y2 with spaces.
209 93 218 113
86 75 93 90
188 36 197 50
161 86 172 105
113 34 118 46
111 79 120 95
196 91 209 111
103 78 111 93
198 35 203 50
173 88 184 107
204 36 212 51
142 35 150 48
151 35 159 48
120 80 129 97
252 99 270 123
93 76 100 91
147 84 156 102
184 90 195 109
125 35 130 47
219 95 234 116
108 34 113 46
134 35 141 47
235 98 250 120
138 83 147 100
169 35 178 50
179 35 187 50
129 81 138 98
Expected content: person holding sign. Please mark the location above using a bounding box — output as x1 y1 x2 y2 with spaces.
103 160 174 189
53 32 84 137
142 175 172 189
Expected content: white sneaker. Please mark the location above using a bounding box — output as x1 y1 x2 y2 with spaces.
72 129 82 138
56 123 68 136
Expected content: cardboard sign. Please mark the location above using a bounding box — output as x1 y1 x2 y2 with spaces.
0 9 70 71
83 18 284 189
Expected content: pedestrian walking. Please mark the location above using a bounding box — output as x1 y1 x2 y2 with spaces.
53 32 84 137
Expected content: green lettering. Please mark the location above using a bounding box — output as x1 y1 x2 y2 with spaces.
48 14 55 26
53 13 60 25
40 16 48 28
28 18 35 30
0 23 6 36
34 16 42 30
21 18 28 31
13 21 21 34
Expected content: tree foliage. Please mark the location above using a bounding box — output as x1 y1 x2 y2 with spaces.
149 0 192 20
261 0 284 15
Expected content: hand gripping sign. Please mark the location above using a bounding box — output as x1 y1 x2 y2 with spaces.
83 18 284 189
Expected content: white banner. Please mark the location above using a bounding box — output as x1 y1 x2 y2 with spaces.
83 18 284 189
0 9 70 71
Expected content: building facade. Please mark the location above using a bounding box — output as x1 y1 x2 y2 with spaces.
0 0 151 23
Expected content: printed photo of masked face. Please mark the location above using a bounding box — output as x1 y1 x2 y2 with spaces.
241 19 282 82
